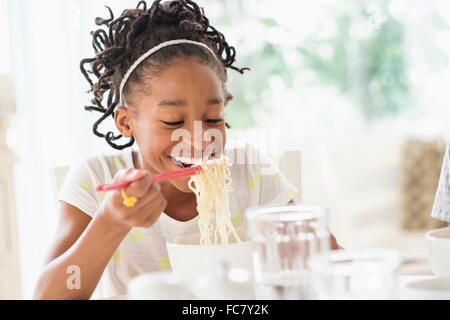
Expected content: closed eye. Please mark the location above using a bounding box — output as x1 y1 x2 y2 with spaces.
162 120 184 126
205 119 223 124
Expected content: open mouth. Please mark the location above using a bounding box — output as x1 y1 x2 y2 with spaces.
169 153 215 169
170 156 193 168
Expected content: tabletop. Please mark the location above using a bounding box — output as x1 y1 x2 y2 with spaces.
103 275 450 300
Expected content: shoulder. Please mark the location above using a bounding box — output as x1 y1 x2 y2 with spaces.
225 142 280 192
225 142 298 206
225 142 278 177
58 148 135 217
69 148 134 181
83 148 133 169
225 142 270 167
62 148 134 197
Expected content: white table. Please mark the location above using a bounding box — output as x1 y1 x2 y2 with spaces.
105 275 449 300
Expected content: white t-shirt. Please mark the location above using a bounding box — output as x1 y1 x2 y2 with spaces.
431 142 450 223
58 144 298 299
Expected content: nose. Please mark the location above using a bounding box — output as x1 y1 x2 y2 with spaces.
171 120 223 160
184 121 207 154
170 121 207 159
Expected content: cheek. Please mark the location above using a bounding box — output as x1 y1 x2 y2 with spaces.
134 123 173 165
211 126 226 153
148 130 171 153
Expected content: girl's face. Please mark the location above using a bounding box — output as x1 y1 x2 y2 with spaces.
116 57 227 193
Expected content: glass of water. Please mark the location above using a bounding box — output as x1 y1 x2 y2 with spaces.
245 204 330 300
308 249 402 300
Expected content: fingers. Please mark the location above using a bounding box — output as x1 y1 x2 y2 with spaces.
138 197 167 228
124 170 152 198
114 168 144 183
100 168 168 230
116 169 162 199
111 169 152 199
126 169 146 183
117 168 166 218
133 183 163 211
117 170 163 208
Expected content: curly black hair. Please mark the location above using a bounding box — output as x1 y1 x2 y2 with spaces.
80 0 249 150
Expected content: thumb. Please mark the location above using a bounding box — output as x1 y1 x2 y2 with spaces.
153 181 161 191
127 169 145 182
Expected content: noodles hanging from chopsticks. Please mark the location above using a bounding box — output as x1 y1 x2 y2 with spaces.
188 155 241 245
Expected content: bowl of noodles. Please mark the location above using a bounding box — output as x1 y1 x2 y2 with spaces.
166 226 253 290
166 155 253 292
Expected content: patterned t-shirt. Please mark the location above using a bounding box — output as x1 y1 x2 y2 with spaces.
58 144 298 299
431 142 450 223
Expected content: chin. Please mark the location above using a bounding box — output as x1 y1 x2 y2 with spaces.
170 177 194 193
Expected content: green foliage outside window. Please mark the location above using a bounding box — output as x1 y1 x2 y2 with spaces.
212 0 417 127
298 1 411 121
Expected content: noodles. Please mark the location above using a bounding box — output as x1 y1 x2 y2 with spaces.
188 155 241 245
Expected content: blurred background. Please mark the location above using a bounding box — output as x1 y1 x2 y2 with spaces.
1 0 449 299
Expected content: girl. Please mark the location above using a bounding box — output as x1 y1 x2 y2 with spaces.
33 0 336 300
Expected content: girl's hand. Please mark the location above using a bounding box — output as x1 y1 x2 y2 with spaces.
97 168 167 232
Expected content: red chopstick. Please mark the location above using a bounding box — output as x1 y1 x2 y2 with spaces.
152 165 202 181
95 165 202 192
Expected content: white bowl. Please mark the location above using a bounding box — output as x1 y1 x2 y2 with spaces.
166 228 253 290
425 227 450 277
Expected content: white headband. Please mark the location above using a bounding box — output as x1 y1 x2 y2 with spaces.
119 39 219 106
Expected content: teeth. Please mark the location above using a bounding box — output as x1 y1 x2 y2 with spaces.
173 156 211 164
170 154 223 169
181 157 193 164
170 157 184 167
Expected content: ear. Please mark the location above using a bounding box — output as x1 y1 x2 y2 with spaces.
114 107 134 138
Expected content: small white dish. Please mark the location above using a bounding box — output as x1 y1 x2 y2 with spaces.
404 277 450 300
425 227 450 277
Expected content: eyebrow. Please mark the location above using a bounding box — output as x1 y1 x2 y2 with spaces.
156 97 224 108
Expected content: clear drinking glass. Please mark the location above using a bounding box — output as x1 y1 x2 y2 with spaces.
245 204 330 300
308 249 402 300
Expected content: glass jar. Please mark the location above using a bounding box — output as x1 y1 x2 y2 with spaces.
246 204 330 299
